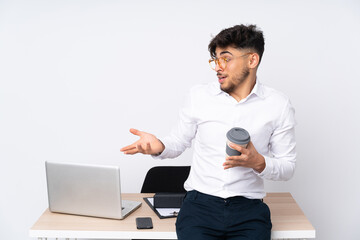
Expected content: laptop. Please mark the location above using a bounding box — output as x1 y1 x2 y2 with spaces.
45 161 141 220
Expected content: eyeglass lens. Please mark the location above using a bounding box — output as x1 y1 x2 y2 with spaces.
210 58 225 70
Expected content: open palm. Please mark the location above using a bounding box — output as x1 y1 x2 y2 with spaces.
120 128 165 155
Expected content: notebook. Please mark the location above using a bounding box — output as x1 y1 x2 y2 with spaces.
45 161 141 219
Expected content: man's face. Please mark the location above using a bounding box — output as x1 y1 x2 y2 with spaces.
214 46 251 94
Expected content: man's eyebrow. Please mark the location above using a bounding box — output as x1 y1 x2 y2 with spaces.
219 51 233 56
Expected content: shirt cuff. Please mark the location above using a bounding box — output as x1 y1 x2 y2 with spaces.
254 156 273 178
151 137 170 160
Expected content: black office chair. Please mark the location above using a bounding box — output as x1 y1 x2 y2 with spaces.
141 166 191 193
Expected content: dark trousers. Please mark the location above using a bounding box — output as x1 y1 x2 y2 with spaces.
176 190 272 240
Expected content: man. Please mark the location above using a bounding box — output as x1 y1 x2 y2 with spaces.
121 24 296 240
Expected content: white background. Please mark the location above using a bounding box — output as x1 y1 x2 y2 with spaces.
1 0 359 239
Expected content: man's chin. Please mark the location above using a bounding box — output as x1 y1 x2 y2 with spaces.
220 84 230 94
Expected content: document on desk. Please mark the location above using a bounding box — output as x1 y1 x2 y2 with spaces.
143 197 180 219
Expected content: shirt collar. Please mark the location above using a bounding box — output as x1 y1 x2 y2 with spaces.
209 78 266 100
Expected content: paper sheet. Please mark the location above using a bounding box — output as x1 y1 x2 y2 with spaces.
147 197 180 217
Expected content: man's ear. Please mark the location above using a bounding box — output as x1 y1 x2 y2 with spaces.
249 53 260 69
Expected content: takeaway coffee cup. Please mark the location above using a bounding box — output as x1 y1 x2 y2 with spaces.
226 127 250 156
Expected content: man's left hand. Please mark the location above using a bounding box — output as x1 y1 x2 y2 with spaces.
223 141 266 173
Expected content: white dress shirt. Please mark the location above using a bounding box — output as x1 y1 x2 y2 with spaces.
155 80 296 199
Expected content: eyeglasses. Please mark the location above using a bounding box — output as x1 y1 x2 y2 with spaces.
209 52 253 70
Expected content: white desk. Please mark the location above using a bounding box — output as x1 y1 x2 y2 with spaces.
29 192 315 239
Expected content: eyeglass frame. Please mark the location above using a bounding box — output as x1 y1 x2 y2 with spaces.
208 52 254 70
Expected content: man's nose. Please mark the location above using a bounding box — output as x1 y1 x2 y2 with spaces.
215 62 222 72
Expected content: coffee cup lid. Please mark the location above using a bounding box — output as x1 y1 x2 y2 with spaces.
226 128 250 145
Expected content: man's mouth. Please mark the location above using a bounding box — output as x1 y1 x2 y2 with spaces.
218 75 227 84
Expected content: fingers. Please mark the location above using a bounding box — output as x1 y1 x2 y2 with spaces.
224 152 248 169
120 143 138 154
136 143 144 153
223 157 243 169
120 143 135 152
136 142 152 154
121 143 151 155
121 128 157 155
229 143 245 153
122 147 139 155
120 128 144 154
224 141 259 170
129 128 142 136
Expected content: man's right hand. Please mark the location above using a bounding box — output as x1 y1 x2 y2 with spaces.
120 128 165 155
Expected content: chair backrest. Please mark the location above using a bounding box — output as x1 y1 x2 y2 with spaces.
140 166 191 193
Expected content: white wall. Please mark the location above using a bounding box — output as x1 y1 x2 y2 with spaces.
1 0 359 239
